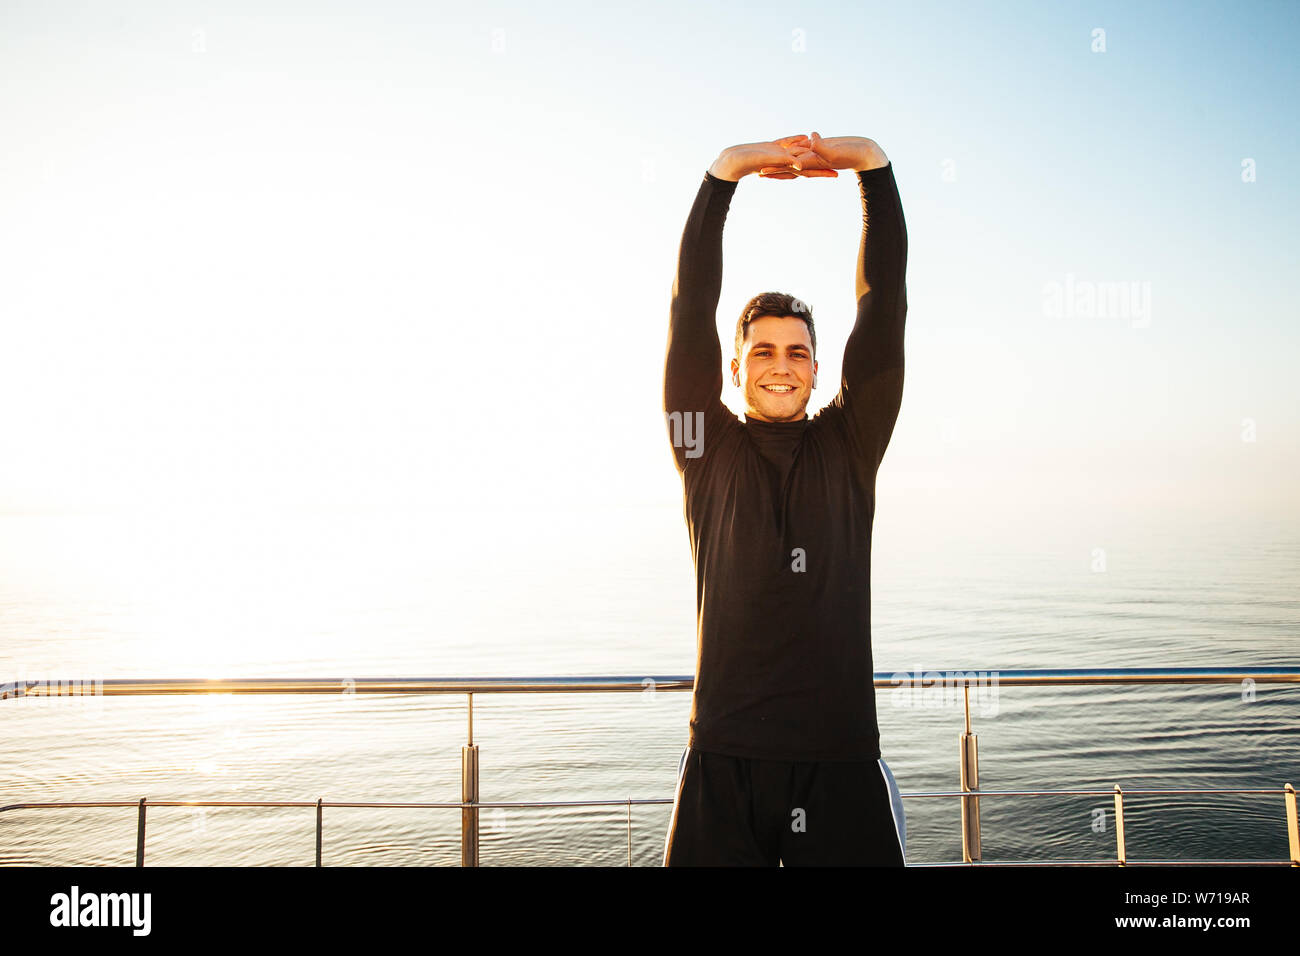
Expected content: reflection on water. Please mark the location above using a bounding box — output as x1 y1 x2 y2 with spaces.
1 505 1297 865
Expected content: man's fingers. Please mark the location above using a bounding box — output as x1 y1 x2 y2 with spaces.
771 169 837 178
790 146 833 166
759 166 838 179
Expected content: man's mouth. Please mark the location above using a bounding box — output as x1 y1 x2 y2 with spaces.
761 384 795 393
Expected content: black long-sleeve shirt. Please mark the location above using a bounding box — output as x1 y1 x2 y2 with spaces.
663 163 908 761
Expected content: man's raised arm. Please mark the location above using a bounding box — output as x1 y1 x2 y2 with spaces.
805 135 909 466
663 137 829 471
662 168 735 463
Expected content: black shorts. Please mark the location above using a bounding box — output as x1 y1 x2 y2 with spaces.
662 747 906 866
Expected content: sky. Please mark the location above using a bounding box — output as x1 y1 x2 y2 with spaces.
1 0 1297 532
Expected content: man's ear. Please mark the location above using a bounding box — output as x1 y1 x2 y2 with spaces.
730 357 740 387
812 359 819 389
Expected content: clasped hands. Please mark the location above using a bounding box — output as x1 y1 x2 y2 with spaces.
709 133 884 182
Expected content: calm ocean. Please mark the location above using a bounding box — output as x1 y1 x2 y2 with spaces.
1 503 1296 865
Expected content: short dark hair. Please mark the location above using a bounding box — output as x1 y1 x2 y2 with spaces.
735 292 816 358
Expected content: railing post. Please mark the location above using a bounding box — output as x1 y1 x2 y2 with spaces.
959 684 982 862
1113 785 1127 866
315 798 323 867
461 693 479 867
627 799 632 867
135 798 146 867
1285 783 1298 866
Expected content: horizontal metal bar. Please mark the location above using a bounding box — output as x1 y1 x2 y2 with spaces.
3 677 696 698
0 799 677 813
3 667 1298 699
902 787 1295 798
4 784 1291 816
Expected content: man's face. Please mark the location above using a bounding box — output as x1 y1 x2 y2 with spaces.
731 315 818 422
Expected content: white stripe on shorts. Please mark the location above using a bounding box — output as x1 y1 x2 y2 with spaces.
661 745 692 866
877 757 907 864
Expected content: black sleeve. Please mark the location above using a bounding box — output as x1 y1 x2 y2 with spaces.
663 170 738 473
833 162 909 467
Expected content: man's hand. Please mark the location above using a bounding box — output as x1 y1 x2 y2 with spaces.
758 132 889 178
708 135 839 182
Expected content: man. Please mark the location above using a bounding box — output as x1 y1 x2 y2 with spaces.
661 132 908 866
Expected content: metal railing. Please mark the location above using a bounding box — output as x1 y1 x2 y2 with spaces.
3 667 1298 866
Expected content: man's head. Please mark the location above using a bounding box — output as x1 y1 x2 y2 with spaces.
731 292 819 422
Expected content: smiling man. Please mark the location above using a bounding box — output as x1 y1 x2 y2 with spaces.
662 132 909 866
733 303 819 422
